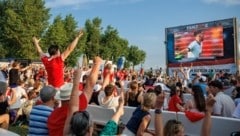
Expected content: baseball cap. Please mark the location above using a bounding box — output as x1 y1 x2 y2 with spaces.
55 83 73 101
40 86 57 103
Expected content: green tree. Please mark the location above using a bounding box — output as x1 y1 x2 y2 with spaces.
63 14 86 67
100 25 129 62
43 15 84 67
127 45 146 70
44 15 68 49
84 17 102 60
0 0 50 59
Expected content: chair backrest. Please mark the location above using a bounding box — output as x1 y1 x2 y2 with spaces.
0 128 19 136
148 110 177 130
211 116 240 136
121 107 177 131
177 112 240 136
121 106 137 125
86 104 115 125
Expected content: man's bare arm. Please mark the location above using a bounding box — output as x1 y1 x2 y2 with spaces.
61 29 84 61
32 37 44 57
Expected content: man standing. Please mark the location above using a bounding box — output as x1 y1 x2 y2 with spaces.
48 57 102 136
32 30 84 88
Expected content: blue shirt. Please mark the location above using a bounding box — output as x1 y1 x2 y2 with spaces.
29 105 53 136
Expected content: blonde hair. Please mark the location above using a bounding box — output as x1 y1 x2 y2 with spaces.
164 119 184 136
142 92 156 109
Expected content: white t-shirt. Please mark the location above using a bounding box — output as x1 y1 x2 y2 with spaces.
10 86 27 109
188 41 202 58
98 91 119 112
213 92 235 117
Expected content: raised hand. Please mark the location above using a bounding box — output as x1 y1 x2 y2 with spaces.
155 92 165 109
77 29 84 38
206 94 216 112
32 36 41 45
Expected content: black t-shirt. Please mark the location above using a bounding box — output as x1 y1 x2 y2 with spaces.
9 68 19 86
0 99 9 115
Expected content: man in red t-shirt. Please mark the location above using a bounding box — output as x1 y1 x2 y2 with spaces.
33 29 84 88
47 83 88 136
47 57 102 136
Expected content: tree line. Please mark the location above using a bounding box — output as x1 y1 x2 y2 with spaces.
0 0 146 68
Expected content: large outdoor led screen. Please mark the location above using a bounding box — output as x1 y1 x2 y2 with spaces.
166 18 235 67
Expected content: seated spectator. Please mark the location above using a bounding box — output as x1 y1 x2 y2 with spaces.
98 84 120 112
47 82 89 136
63 58 127 136
28 86 57 135
63 57 102 136
154 91 216 136
224 78 236 97
164 119 184 136
122 92 157 136
125 81 143 107
208 80 235 117
232 103 240 119
100 82 125 136
14 89 37 124
185 85 206 113
148 85 168 110
9 80 28 124
232 86 240 106
0 82 16 129
168 86 185 112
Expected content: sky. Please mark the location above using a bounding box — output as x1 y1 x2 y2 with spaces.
45 0 240 70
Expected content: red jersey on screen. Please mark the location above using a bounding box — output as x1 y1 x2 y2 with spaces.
41 56 64 88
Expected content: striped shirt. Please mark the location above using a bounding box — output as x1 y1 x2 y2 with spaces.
28 105 53 136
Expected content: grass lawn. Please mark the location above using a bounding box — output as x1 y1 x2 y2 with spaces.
9 125 28 136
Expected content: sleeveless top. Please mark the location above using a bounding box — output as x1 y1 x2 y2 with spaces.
126 106 150 134
0 99 9 115
128 91 141 107
9 68 19 87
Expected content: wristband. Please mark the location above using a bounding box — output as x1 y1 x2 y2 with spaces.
155 109 162 114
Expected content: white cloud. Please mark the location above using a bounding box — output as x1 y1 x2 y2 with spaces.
203 0 240 5
45 0 105 8
45 0 144 9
